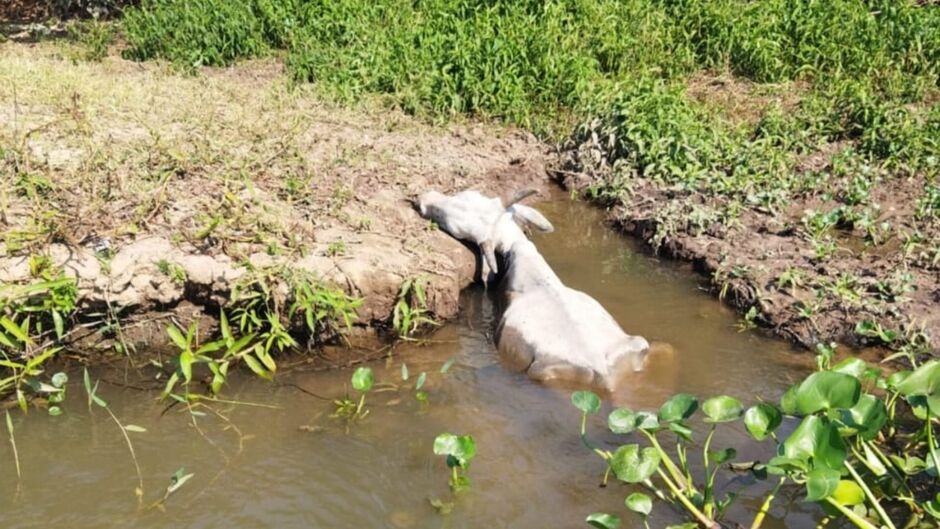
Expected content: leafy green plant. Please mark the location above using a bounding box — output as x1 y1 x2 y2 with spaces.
392 276 438 339
574 346 940 529
1 272 78 403
433 432 476 493
332 366 373 421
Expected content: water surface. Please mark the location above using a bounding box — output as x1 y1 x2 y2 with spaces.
0 198 820 529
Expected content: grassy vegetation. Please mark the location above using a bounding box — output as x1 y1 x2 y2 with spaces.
117 0 940 355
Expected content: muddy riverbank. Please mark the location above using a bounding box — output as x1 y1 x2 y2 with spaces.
554 152 940 357
0 42 550 354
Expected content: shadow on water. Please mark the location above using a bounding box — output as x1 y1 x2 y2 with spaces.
0 197 821 529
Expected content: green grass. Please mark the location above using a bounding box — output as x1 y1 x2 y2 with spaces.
122 0 939 133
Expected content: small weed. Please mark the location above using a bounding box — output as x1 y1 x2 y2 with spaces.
432 432 476 493
332 367 373 421
156 259 187 284
68 20 116 62
326 240 347 257
392 276 438 339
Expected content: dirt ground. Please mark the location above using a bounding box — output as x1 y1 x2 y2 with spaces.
556 137 940 357
0 41 550 351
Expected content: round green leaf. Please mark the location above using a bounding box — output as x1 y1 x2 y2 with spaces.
585 513 621 529
572 391 601 415
805 467 841 501
830 358 870 379
831 480 865 506
610 444 661 483
51 372 68 388
885 370 910 390
351 367 374 393
780 415 847 471
659 393 698 422
744 403 783 441
48 406 62 416
433 433 476 468
634 411 660 431
795 371 861 415
895 360 940 417
702 395 744 423
780 383 799 415
837 393 887 440
608 408 637 434
625 492 652 516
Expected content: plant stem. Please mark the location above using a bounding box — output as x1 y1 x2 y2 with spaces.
750 476 785 529
824 498 879 529
858 440 913 497
644 430 694 493
844 460 896 529
580 412 587 436
5 411 20 480
656 467 718 529
355 393 366 416
105 406 144 505
702 425 716 518
925 419 940 483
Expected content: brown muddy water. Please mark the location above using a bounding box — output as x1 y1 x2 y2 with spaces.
0 198 823 529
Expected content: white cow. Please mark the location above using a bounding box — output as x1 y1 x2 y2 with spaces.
418 189 650 390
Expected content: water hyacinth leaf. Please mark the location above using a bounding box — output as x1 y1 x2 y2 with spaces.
634 411 660 431
415 372 427 391
702 395 744 423
433 433 476 468
885 371 910 390
805 467 841 501
401 363 409 381
51 372 68 388
895 360 940 416
48 406 62 416
831 480 865 506
625 492 653 516
780 383 799 415
585 513 621 529
351 367 374 393
668 421 693 441
780 415 847 471
795 371 861 414
659 393 698 422
830 357 870 379
610 444 661 483
572 391 601 415
608 408 637 434
837 393 887 440
744 403 783 440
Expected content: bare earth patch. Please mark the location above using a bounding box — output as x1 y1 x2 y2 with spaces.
0 42 549 351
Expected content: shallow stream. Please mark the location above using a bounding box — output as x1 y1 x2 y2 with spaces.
0 198 822 528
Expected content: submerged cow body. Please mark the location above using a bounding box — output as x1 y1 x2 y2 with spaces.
418 189 649 390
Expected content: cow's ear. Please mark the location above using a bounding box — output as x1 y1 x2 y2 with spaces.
510 204 553 233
